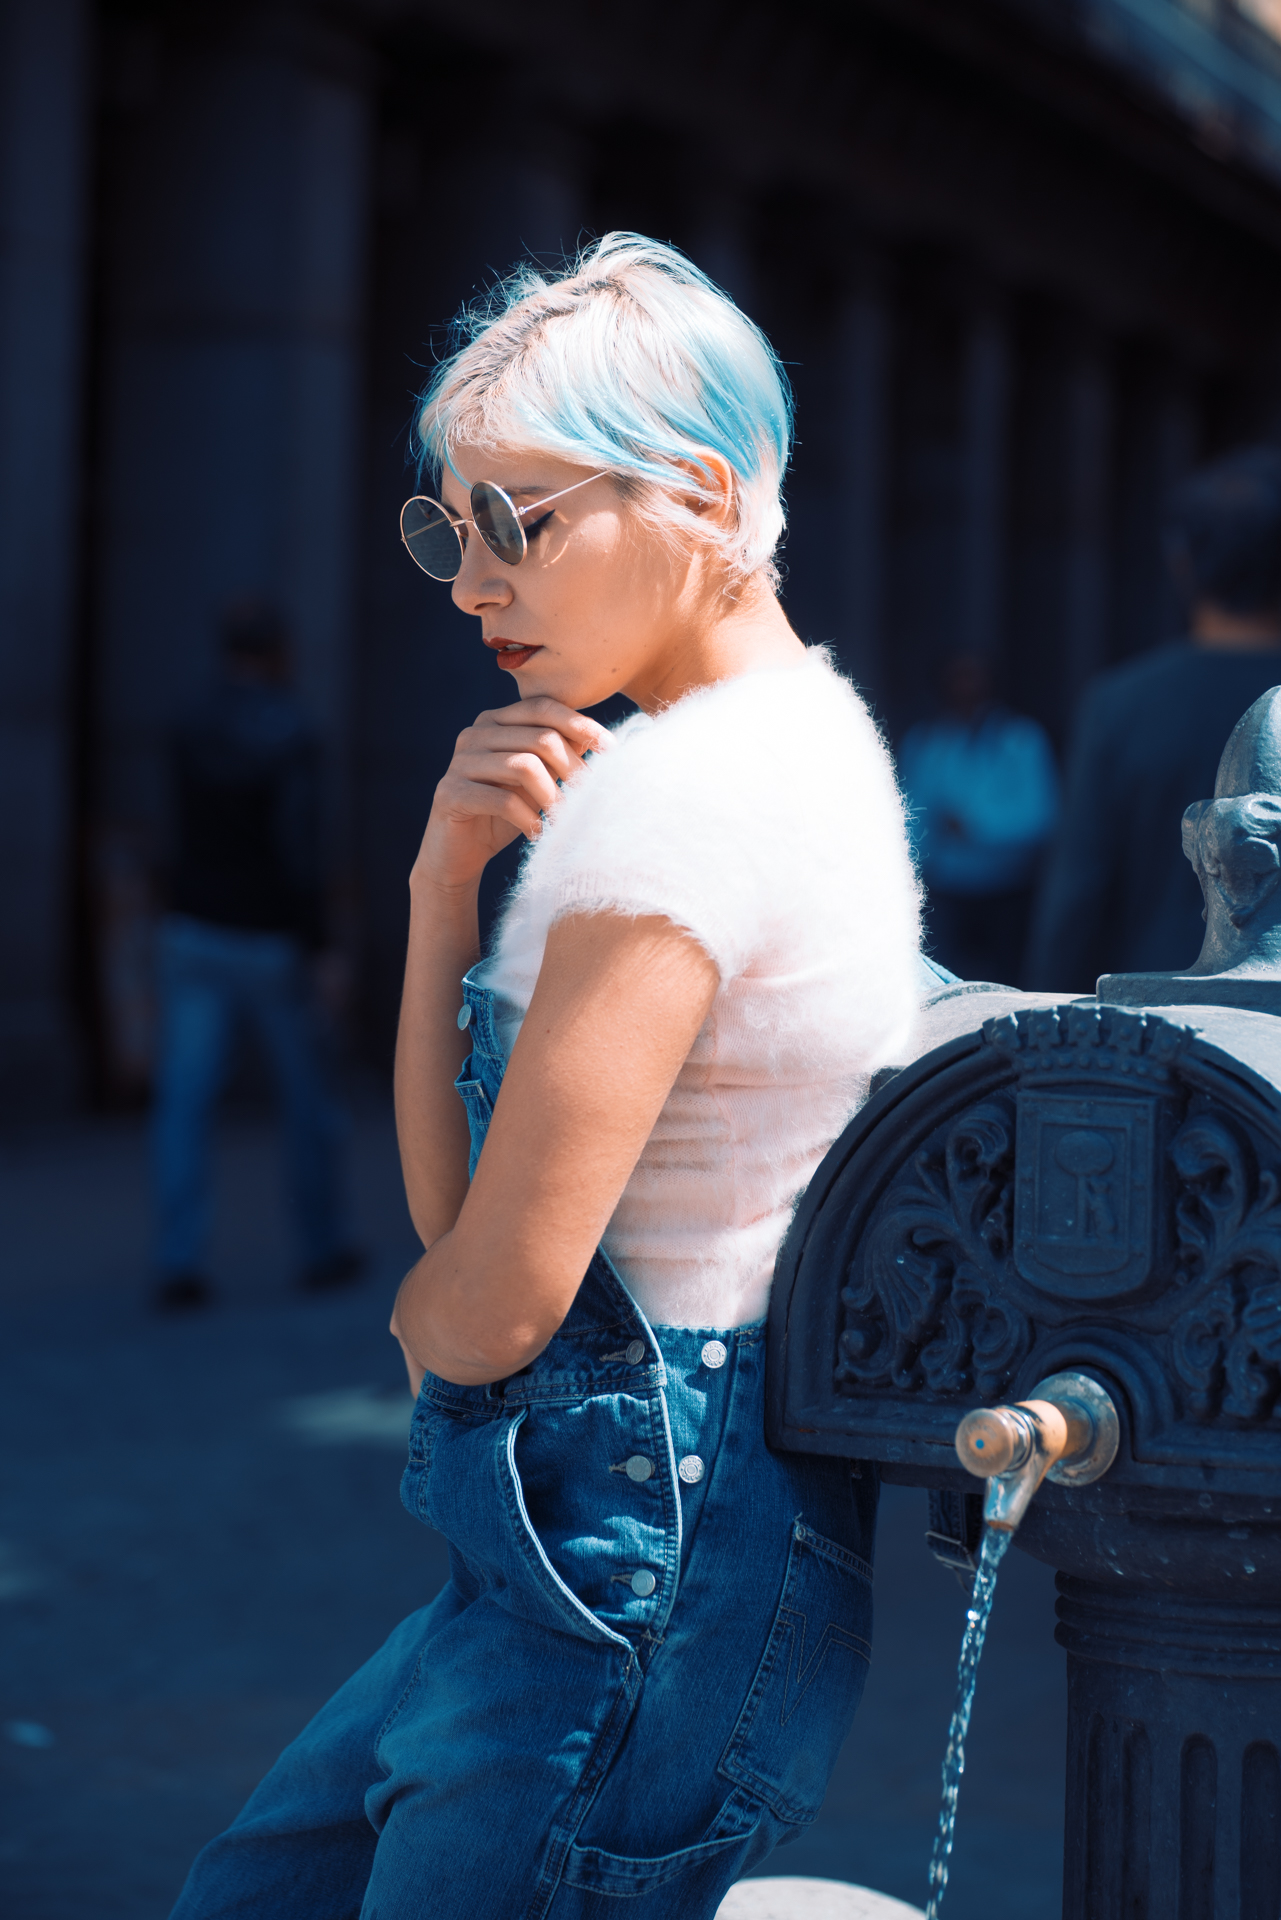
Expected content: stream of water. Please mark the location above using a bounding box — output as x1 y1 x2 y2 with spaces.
923 1524 1013 1919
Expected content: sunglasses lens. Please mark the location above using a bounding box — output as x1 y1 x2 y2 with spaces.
401 498 463 579
471 482 526 565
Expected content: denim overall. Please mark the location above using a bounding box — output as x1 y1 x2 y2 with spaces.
171 971 878 1920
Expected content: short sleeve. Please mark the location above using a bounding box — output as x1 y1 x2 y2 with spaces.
533 694 772 981
496 652 917 998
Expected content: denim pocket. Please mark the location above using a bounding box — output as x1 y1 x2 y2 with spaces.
718 1520 873 1824
562 1785 764 1895
400 1382 497 1537
501 1410 634 1650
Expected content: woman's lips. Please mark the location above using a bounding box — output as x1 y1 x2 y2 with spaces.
484 637 542 671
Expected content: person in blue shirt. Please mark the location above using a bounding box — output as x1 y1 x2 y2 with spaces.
899 651 1060 984
1026 446 1281 993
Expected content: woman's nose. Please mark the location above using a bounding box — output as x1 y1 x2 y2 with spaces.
451 538 514 616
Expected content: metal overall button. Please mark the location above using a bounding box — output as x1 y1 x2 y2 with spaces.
610 1568 658 1597
602 1339 648 1365
678 1455 705 1484
611 1455 654 1482
456 1003 473 1030
700 1339 727 1369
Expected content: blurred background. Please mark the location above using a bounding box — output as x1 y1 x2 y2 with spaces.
6 0 1281 1914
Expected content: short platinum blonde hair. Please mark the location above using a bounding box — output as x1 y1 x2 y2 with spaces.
415 232 793 586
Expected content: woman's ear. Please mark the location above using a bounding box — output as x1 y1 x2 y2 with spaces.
676 451 736 529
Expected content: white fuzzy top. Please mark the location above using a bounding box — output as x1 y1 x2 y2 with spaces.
480 649 922 1329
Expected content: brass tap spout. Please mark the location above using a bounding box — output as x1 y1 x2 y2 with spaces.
954 1371 1120 1534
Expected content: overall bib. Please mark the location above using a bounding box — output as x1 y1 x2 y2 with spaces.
171 972 878 1920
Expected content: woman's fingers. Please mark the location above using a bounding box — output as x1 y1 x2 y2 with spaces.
456 728 575 790
463 729 589 788
411 695 605 900
466 750 560 820
450 699 607 819
472 698 609 772
429 695 606 864
446 738 563 813
493 695 609 754
443 775 544 843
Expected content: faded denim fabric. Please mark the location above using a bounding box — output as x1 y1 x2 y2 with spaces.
170 970 878 1920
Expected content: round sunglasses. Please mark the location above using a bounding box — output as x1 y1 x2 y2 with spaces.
399 472 608 581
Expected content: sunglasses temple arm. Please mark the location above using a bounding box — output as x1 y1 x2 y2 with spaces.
516 471 610 518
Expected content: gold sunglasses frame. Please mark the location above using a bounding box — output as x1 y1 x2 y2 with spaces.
400 471 609 580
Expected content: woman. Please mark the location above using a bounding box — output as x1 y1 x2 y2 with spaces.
171 233 921 1920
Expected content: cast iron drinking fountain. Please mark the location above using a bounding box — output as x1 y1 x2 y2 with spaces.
765 692 1281 1919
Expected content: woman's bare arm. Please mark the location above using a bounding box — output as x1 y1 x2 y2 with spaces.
391 875 481 1251
391 909 718 1391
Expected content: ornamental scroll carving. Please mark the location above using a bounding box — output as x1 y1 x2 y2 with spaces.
834 1002 1281 1427
1171 1115 1281 1423
837 1100 1031 1401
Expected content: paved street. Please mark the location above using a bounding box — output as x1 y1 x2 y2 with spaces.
1 1092 1065 1919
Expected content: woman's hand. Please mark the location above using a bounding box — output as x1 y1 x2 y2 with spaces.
412 696 609 896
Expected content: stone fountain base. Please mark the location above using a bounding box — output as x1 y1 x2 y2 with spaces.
716 1878 926 1919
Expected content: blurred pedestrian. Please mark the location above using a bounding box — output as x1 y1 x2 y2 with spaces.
899 651 1060 984
150 602 359 1310
1027 445 1281 991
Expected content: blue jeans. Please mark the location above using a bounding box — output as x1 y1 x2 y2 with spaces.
151 914 350 1275
170 971 878 1918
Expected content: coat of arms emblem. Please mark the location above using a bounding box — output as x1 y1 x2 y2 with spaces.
1014 1091 1157 1298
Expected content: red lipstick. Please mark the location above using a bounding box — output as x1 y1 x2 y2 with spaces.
484 637 542 671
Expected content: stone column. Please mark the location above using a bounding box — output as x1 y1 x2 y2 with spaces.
1059 1579 1281 1920
834 251 893 697
686 190 759 313
959 292 1011 660
92 16 372 868
1008 309 1114 732
461 117 585 280
1110 346 1196 659
0 0 91 1107
1060 324 1114 707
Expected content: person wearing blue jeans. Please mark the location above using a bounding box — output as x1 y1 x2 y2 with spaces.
168 238 923 1914
152 914 353 1299
151 602 357 1308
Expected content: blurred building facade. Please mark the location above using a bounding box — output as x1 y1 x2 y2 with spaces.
7 0 1281 1106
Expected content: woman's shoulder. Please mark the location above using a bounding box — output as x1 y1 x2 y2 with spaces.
548 651 908 885
500 648 917 981
667 645 872 733
549 649 903 873
599 648 891 793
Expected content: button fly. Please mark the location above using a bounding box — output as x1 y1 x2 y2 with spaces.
678 1454 705 1484
621 1455 653 1482
700 1339 727 1370
630 1570 657 1597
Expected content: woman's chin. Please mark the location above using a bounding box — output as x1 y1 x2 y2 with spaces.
511 665 614 712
